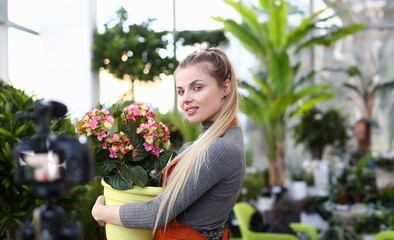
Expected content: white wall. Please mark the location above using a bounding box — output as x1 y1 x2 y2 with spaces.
39 0 98 121
0 0 8 81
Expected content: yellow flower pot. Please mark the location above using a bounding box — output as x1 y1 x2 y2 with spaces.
101 179 163 240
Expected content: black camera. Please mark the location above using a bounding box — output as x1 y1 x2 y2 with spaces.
13 100 93 240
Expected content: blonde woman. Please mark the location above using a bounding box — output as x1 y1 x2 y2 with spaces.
92 48 246 240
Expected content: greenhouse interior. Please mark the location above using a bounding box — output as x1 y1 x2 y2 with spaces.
0 0 393 239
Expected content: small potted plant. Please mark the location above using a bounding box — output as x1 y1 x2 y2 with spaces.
74 103 176 239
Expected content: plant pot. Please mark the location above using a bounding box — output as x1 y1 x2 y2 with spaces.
289 180 308 200
312 160 329 196
101 179 163 240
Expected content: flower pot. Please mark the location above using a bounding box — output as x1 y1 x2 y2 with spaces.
312 160 329 196
101 179 163 240
289 180 308 200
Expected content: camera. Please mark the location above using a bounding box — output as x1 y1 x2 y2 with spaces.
13 100 93 240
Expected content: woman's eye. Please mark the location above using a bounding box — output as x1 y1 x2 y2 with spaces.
193 86 202 91
177 90 184 95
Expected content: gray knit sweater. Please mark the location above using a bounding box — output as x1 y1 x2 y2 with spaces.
119 121 245 231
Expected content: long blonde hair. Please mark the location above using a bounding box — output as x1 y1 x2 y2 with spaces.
154 47 240 232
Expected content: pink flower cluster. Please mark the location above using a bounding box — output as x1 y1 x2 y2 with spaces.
137 120 171 157
102 132 134 158
74 109 114 137
123 104 154 124
74 104 171 160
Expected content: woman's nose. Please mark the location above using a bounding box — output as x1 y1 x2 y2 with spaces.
181 92 192 103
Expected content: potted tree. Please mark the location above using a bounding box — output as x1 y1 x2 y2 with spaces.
293 107 349 194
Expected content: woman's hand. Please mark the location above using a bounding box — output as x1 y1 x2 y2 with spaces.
92 195 106 226
91 195 123 227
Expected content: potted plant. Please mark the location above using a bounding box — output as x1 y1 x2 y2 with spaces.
287 160 309 200
293 107 349 194
74 103 176 239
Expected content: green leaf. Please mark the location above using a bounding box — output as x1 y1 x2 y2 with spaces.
290 92 335 117
259 0 274 11
13 125 27 137
347 66 362 77
133 144 149 162
95 161 116 176
112 110 122 118
268 0 288 48
212 17 266 59
155 150 176 171
119 165 149 188
285 8 330 49
293 70 316 89
343 83 362 96
240 97 267 124
106 174 131 190
0 129 12 137
295 24 364 53
122 122 144 147
269 51 293 96
223 0 265 39
372 80 394 96
242 81 269 107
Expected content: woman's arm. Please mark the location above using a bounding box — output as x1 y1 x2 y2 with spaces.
92 195 124 226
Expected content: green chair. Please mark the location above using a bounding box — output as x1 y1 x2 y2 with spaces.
233 202 318 240
375 231 394 240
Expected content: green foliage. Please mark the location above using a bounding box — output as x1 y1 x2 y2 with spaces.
330 152 377 204
92 7 177 82
0 81 39 238
320 224 359 240
293 107 349 159
214 0 362 186
176 30 227 47
353 213 388 235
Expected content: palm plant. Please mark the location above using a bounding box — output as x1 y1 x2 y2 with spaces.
328 66 394 152
214 0 364 186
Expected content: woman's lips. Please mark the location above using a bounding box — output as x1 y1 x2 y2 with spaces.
184 106 198 115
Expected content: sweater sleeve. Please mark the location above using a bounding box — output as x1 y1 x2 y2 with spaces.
120 129 244 229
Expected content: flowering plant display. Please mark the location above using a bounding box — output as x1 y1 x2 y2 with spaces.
74 103 176 190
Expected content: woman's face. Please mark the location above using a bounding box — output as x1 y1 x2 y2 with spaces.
175 65 230 124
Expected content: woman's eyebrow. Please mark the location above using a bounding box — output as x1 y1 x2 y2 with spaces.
176 79 203 89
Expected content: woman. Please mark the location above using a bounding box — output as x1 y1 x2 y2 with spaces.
92 47 245 240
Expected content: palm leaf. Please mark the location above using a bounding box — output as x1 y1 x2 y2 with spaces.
252 72 272 98
295 24 364 53
343 83 363 96
240 97 267 124
212 17 266 58
372 80 394 96
268 0 288 48
293 70 316 90
289 92 335 117
223 0 265 40
268 51 294 96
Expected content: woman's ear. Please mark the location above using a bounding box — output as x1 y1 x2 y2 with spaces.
223 79 231 97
